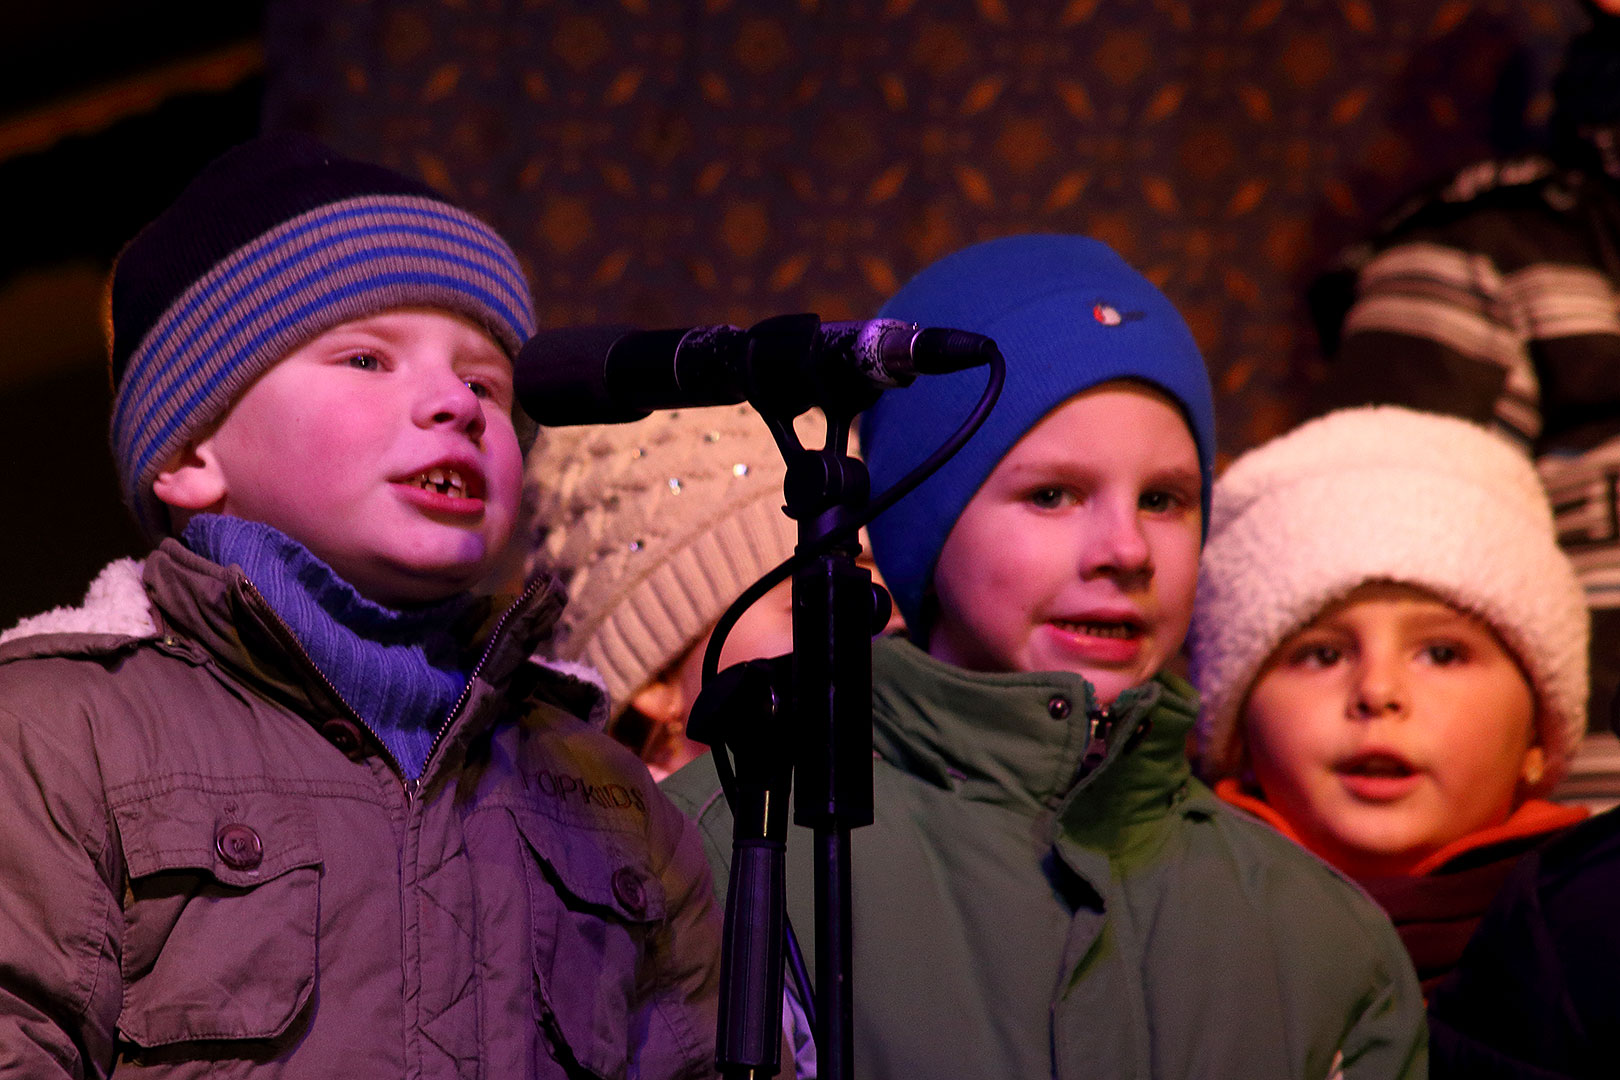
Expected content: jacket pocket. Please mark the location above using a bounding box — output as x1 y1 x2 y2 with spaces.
111 785 323 1049
511 806 667 1080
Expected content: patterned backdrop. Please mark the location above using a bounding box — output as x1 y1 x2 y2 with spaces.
264 0 1586 460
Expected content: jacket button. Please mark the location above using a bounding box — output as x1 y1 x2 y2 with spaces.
1047 695 1071 720
612 867 647 916
320 718 365 759
216 823 264 871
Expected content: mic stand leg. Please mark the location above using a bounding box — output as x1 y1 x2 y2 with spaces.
814 825 854 1077
690 660 795 1080
791 543 878 1080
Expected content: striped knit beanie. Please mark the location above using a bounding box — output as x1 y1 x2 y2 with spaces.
527 405 818 718
109 131 537 540
860 233 1216 637
1189 406 1590 791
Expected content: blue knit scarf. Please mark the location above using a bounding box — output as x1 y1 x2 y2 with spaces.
182 514 470 779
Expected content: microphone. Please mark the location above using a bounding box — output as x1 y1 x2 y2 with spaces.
515 317 1000 426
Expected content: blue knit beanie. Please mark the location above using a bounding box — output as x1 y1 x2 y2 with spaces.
860 234 1216 637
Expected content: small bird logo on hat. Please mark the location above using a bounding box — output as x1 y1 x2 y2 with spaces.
1093 302 1145 326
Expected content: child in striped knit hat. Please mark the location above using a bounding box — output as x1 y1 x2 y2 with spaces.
0 133 720 1076
1189 404 1591 995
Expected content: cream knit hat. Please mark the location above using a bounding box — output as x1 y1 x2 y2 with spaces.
1188 406 1589 788
528 405 822 717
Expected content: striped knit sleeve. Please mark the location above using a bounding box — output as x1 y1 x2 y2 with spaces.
1333 239 1542 448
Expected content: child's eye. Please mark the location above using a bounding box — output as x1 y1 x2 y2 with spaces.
1139 489 1182 514
1422 642 1466 665
464 370 513 407
346 353 382 371
1289 643 1343 669
1027 487 1072 510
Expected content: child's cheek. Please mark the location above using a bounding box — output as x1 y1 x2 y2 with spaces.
486 436 527 524
1154 520 1203 643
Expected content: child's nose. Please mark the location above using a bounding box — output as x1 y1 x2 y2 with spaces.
1348 656 1406 719
416 373 487 439
1081 502 1152 580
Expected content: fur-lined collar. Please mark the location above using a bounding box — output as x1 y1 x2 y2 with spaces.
0 555 613 730
0 558 157 645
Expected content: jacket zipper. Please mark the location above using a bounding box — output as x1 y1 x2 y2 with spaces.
414 575 544 794
239 576 540 802
240 579 415 797
1078 705 1112 778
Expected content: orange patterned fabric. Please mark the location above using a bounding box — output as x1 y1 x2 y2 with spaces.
265 0 1582 456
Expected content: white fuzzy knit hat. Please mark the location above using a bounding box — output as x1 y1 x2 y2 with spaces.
1188 406 1589 788
527 405 821 717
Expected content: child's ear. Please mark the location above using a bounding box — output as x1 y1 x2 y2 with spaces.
1521 745 1547 790
151 438 228 516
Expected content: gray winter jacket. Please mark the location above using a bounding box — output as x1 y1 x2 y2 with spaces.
0 541 722 1079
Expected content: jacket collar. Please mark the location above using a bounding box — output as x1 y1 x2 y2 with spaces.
139 538 588 735
1214 778 1589 877
870 636 1202 842
0 557 156 650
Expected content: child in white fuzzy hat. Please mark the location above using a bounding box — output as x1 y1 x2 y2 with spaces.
1189 404 1592 994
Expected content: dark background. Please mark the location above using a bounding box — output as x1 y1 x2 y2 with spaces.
0 0 1588 627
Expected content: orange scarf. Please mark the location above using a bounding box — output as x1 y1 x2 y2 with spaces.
1212 777 1588 877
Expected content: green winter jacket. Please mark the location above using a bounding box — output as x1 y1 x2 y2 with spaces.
662 636 1426 1080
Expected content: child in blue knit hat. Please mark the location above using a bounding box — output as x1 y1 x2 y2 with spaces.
665 233 1426 1079
0 133 720 1077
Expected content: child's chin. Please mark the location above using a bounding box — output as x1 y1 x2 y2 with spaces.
1079 671 1134 707
351 559 489 607
1038 657 1140 702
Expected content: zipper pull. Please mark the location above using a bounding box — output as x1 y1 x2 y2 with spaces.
1080 706 1112 774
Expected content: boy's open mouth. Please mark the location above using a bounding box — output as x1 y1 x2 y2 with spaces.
1051 619 1140 639
1336 753 1416 779
406 467 484 500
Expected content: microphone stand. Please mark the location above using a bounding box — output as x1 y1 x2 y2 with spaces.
687 313 889 1080
782 420 882 1080
687 312 1003 1080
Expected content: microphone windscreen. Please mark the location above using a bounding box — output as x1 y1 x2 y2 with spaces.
516 325 649 426
910 328 1003 374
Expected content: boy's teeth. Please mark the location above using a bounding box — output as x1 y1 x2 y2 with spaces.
1055 620 1136 638
416 468 468 497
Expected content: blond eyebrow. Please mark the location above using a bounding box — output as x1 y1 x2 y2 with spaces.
310 326 402 353
1144 466 1202 488
997 459 1100 479
1397 607 1492 634
993 459 1200 487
